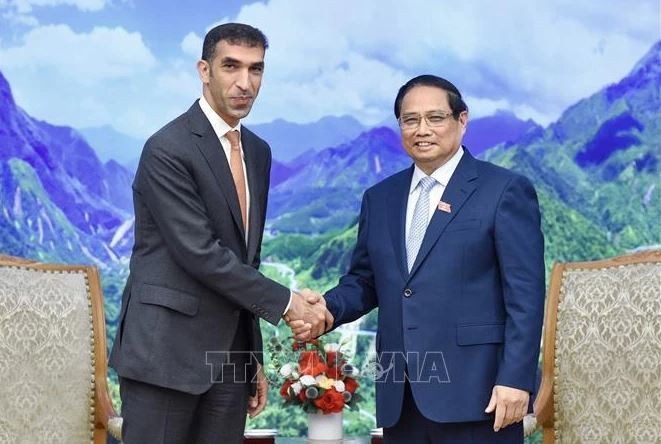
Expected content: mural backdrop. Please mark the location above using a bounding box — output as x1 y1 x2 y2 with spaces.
1 0 659 440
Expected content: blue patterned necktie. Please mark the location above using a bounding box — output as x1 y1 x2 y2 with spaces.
406 176 437 272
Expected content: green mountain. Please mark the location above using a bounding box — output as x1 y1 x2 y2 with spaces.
266 127 411 234
1 158 114 262
262 223 358 291
0 70 135 263
483 40 660 257
0 70 131 353
267 41 660 287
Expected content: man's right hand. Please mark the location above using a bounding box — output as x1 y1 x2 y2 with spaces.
284 289 332 340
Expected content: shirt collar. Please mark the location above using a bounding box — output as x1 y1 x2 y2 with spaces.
409 146 464 195
198 95 241 140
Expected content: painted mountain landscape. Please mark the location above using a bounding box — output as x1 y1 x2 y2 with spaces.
1 26 659 438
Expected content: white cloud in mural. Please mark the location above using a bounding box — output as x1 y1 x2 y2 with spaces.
10 0 108 13
1 8 39 26
180 31 202 59
0 0 657 138
0 24 156 83
1 0 109 27
0 24 167 137
231 0 658 125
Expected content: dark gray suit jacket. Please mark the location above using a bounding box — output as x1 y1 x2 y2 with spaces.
109 100 290 395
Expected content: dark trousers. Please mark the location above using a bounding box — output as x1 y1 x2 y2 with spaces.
384 381 523 444
120 314 253 444
120 375 249 444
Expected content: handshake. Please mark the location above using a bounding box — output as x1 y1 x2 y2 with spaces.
283 289 334 341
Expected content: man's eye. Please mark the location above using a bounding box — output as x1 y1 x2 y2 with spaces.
427 115 446 123
250 66 264 73
403 117 419 125
223 63 237 69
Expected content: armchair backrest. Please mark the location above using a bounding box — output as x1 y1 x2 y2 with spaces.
534 250 661 443
0 255 111 443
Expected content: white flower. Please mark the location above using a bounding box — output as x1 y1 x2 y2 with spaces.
324 342 340 352
300 375 317 387
333 380 345 392
291 382 303 395
279 363 293 377
291 370 300 379
316 375 334 389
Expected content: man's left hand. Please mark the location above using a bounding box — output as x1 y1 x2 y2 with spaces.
248 364 268 418
484 385 529 432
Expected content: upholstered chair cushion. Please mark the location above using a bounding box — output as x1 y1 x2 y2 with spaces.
0 266 95 443
552 261 661 443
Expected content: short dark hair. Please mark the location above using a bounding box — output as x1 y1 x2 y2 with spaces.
394 75 468 119
202 23 269 62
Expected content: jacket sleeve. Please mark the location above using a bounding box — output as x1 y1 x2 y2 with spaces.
493 174 545 392
324 191 379 329
252 147 271 270
136 137 289 326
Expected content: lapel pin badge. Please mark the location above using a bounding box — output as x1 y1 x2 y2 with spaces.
437 201 452 213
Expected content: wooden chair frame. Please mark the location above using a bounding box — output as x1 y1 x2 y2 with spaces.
0 255 121 443
533 249 661 443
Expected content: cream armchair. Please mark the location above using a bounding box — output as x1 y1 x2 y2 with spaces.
532 250 661 443
0 255 122 443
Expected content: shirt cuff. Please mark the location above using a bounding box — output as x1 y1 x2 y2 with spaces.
283 290 294 315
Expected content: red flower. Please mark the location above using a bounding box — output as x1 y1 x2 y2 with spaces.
325 351 343 367
299 351 327 376
326 366 342 379
313 388 345 413
280 380 293 399
298 389 307 402
343 377 359 394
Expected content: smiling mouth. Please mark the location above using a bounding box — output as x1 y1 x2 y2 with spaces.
231 97 253 105
415 142 434 147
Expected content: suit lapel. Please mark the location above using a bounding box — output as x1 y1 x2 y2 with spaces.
388 166 415 282
407 151 479 281
242 131 262 265
189 102 247 243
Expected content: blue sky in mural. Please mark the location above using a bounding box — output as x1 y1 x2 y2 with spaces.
0 0 659 139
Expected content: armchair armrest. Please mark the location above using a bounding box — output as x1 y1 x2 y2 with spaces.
95 375 123 441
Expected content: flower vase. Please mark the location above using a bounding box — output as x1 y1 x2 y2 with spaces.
307 411 343 440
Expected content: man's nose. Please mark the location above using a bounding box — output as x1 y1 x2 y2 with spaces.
416 118 432 135
235 69 250 91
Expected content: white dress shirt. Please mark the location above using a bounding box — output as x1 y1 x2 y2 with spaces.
199 96 293 315
405 147 464 240
198 95 251 242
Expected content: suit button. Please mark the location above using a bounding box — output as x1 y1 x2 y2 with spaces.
403 289 412 298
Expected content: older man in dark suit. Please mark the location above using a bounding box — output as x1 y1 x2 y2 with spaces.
293 75 545 443
109 23 328 443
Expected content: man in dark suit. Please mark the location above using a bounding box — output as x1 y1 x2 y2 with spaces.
293 75 545 443
109 23 328 443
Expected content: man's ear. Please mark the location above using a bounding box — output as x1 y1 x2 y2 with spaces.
197 60 210 83
459 111 469 136
459 110 469 127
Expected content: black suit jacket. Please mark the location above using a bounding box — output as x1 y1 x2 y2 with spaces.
110 101 290 395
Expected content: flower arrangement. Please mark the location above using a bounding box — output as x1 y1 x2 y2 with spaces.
271 338 361 414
